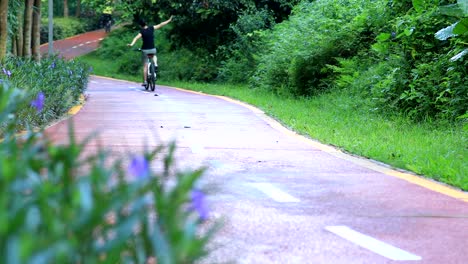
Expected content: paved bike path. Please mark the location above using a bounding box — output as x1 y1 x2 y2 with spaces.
40 29 107 59
45 31 468 264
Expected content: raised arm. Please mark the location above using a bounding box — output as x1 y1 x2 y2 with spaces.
128 33 142 47
153 16 173 30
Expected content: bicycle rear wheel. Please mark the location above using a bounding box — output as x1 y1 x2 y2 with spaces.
149 63 156 92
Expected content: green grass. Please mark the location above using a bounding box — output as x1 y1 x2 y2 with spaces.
80 55 468 191
78 54 141 83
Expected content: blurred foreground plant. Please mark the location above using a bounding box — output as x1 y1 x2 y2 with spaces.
0 80 218 263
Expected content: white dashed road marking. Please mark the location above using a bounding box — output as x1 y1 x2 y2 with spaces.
86 41 92 44
325 226 422 261
251 183 300 203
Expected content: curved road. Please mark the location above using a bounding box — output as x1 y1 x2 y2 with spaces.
45 30 468 264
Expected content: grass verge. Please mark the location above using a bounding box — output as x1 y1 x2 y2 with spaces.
79 53 468 191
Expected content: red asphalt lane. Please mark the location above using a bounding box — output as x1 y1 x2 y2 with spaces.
40 29 107 59
45 30 468 264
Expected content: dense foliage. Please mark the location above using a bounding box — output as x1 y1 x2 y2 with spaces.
253 0 390 95
0 56 90 132
0 81 216 263
40 17 98 44
91 0 467 122
252 0 467 120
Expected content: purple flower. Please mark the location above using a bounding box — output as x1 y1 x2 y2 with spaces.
30 92 45 112
128 155 149 179
50 62 56 69
3 68 11 78
190 189 209 221
68 70 73 75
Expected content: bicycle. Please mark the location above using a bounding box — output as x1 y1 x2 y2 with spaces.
135 48 157 93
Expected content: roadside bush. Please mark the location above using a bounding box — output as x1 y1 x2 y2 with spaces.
217 7 275 83
40 17 94 44
253 0 389 96
348 0 468 120
161 47 218 82
0 55 90 130
0 81 217 263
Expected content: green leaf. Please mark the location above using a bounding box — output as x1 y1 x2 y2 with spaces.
404 27 415 36
453 18 468 35
78 181 93 212
371 42 389 54
459 0 468 15
376 33 391 41
435 23 457 40
450 48 468 61
439 4 464 17
412 0 425 13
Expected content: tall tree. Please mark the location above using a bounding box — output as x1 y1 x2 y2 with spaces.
23 0 33 58
15 2 24 57
0 0 8 60
64 0 69 17
32 0 41 61
76 0 81 17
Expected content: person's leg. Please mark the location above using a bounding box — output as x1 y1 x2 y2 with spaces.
143 62 148 83
141 51 148 85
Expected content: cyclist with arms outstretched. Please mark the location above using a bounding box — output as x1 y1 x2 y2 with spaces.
128 16 173 86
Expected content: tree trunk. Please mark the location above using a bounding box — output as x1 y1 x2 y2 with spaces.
23 0 34 58
76 0 81 17
64 0 69 17
16 6 24 57
0 0 8 61
32 0 41 61
12 37 17 56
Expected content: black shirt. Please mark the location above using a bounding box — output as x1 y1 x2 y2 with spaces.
140 26 155 50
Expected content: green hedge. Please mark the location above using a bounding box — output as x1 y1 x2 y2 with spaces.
40 17 97 44
0 56 90 131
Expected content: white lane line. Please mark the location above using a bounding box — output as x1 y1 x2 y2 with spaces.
72 46 78 49
98 38 104 40
325 226 422 261
85 41 92 44
79 43 84 46
251 183 300 203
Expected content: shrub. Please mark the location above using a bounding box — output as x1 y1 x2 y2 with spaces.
0 55 90 131
0 80 217 263
217 7 275 83
40 17 95 44
253 0 390 96
362 0 468 120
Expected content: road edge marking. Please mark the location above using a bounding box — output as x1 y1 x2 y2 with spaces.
166 85 468 203
251 183 300 203
325 226 422 261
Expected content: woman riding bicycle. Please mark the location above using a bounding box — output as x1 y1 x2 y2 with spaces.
128 16 173 86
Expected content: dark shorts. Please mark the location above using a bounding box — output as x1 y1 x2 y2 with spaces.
141 48 157 63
